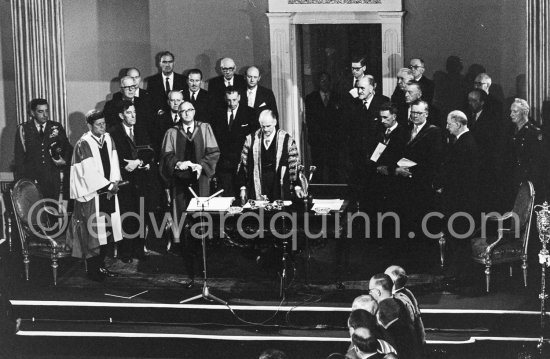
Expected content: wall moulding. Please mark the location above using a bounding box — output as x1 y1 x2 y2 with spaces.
268 0 402 12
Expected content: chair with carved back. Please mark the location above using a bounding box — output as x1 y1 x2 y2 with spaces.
9 178 73 285
470 181 535 292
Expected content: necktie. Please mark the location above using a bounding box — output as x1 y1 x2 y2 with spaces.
265 139 271 148
186 127 192 138
353 79 357 88
411 126 419 140
129 127 135 142
174 114 179 123
228 110 234 130
364 100 369 110
165 77 171 94
322 93 329 107
191 92 196 103
384 129 391 143
39 124 44 138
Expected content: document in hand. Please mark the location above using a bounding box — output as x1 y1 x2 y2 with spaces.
397 158 417 167
370 143 387 162
349 88 359 98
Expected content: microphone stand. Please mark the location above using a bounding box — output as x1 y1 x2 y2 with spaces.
278 166 292 299
180 188 227 305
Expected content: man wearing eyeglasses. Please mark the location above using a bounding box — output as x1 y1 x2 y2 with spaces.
104 76 154 134
394 100 444 236
145 51 187 115
399 82 441 127
473 72 503 119
408 58 434 104
160 101 220 284
207 57 247 109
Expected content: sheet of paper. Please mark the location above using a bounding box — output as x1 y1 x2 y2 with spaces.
370 142 387 162
311 199 344 211
186 197 235 212
349 88 359 98
397 158 417 167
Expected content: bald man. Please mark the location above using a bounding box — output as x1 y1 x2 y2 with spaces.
208 57 247 109
245 66 278 120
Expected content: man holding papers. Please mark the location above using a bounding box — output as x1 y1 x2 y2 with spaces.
160 101 220 286
394 100 444 236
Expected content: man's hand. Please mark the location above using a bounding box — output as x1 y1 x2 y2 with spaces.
52 157 66 167
124 159 141 172
376 166 389 176
294 185 306 199
395 166 412 178
192 164 202 179
176 161 195 171
106 181 120 199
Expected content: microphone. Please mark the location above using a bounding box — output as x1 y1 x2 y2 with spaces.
308 165 317 182
280 166 287 185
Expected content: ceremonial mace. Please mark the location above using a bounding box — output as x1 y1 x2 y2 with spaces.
535 201 550 354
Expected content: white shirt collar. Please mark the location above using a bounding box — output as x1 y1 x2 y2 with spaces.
387 122 398 133
34 120 45 131
183 122 194 134
123 123 134 137
456 128 469 140
224 77 233 86
190 88 200 97
162 73 174 81
247 86 257 94
263 131 276 147
414 121 427 133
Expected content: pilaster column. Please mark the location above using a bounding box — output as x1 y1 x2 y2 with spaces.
380 11 405 98
527 0 549 123
267 13 301 150
11 0 67 127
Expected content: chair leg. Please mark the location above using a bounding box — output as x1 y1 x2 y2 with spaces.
522 254 528 287
84 256 88 273
439 235 446 268
23 252 30 281
485 260 492 293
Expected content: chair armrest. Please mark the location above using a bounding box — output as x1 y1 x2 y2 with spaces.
486 211 514 222
484 228 513 255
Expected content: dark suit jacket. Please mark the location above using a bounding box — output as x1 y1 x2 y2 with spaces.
436 131 479 215
469 108 502 166
211 105 256 172
207 74 247 109
153 111 180 160
112 88 151 103
375 124 409 169
305 90 342 148
417 75 435 104
402 122 444 185
246 85 278 120
145 72 187 113
183 88 210 123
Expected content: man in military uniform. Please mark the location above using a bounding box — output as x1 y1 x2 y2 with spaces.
504 98 544 205
14 98 72 200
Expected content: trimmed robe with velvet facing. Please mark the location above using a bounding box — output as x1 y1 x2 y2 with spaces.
160 121 220 241
238 128 299 200
68 132 122 259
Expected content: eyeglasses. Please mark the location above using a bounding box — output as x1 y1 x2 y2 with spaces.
121 85 137 90
178 109 195 114
351 67 363 71
410 111 426 116
408 65 423 69
474 81 490 86
221 67 235 71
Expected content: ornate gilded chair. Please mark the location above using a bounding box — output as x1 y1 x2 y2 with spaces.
470 181 535 292
9 179 72 285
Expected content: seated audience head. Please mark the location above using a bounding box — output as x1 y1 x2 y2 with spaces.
351 56 367 79
317 71 332 92
446 110 468 137
410 100 429 126
258 348 288 359
29 98 49 124
510 98 529 127
351 327 381 357
178 101 196 125
259 109 277 137
467 88 488 113
126 67 142 88
409 58 426 80
379 102 398 129
167 91 184 113
220 57 237 80
187 69 203 94
85 110 106 137
158 51 175 75
368 273 393 302
356 76 375 101
246 66 261 89
396 68 414 91
474 73 492 94
225 86 241 110
384 265 408 291
118 100 136 127
405 82 423 104
120 76 137 100
348 309 379 337
352 294 379 315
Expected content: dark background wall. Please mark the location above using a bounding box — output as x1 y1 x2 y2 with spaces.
0 0 527 172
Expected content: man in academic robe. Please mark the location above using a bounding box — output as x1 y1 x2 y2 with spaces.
435 110 480 292
109 100 155 263
160 101 220 286
68 111 123 282
183 68 210 123
208 57 247 109
146 51 187 115
14 98 72 201
245 66 278 120
394 100 444 235
238 109 300 201
211 86 256 197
